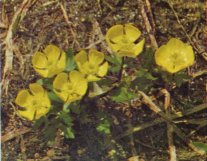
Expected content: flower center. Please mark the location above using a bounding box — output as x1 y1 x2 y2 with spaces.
66 83 74 92
85 63 98 74
121 36 129 44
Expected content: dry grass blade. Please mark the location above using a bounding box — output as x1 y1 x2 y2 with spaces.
161 89 177 161
167 0 207 61
139 91 206 155
1 0 37 93
138 0 158 50
1 127 31 143
116 103 207 139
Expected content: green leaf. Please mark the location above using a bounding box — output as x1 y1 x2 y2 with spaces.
48 92 63 103
96 119 111 134
111 87 137 103
64 127 75 139
33 116 46 130
36 78 53 90
69 102 81 114
173 71 191 87
36 79 44 85
131 68 157 92
105 55 122 73
192 142 207 153
140 48 155 69
58 111 73 126
65 48 76 72
44 124 58 141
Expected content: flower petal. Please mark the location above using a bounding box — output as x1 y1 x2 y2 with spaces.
97 62 108 77
183 45 194 66
15 90 32 108
42 92 51 108
53 72 69 90
87 75 100 82
17 106 36 121
29 83 45 97
89 49 104 65
133 39 145 57
70 70 85 84
54 90 69 103
33 68 49 78
124 24 141 43
105 25 124 43
75 50 88 64
70 71 88 95
35 106 50 120
43 45 61 63
32 51 48 68
56 51 66 70
155 45 172 67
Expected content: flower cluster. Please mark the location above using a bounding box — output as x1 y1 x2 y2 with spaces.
15 24 195 121
15 45 108 120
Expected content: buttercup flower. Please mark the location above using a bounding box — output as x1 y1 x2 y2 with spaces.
15 83 51 121
32 45 66 78
53 71 88 104
105 24 145 58
74 49 108 82
155 38 195 73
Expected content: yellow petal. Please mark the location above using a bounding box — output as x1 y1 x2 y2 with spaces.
75 50 88 64
124 24 141 43
17 106 35 121
70 71 88 95
53 72 69 90
89 49 104 65
29 83 45 96
155 45 173 72
70 70 85 83
47 67 65 78
107 43 122 53
54 90 69 102
15 90 32 107
33 68 49 78
105 25 124 43
56 51 66 70
183 45 194 66
133 38 145 57
43 44 61 63
32 51 48 68
97 62 108 77
35 106 50 120
66 94 82 104
42 92 51 108
87 75 100 82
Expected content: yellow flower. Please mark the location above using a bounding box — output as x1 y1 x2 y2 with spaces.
155 38 195 73
32 45 66 78
53 71 88 104
105 24 145 58
74 49 108 82
15 83 51 121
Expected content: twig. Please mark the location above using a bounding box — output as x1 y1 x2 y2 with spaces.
1 0 36 93
115 103 207 139
161 89 177 161
1 127 31 143
59 1 80 49
139 91 206 155
128 120 137 156
167 0 207 61
138 0 158 50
